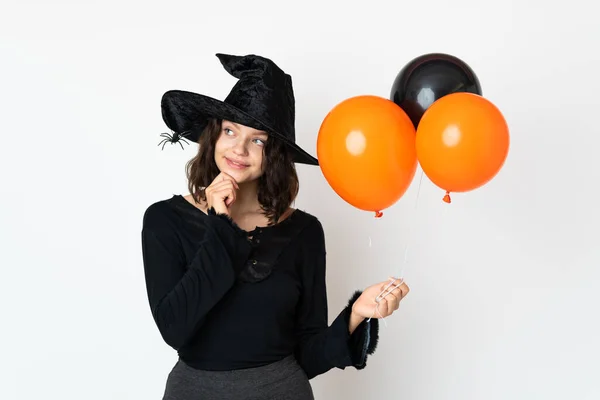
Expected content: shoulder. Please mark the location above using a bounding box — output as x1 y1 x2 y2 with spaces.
292 209 326 245
182 193 208 213
142 196 181 232
289 208 321 228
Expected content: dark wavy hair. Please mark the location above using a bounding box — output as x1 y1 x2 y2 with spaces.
185 118 299 224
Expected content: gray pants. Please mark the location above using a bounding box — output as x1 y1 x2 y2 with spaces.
162 355 315 400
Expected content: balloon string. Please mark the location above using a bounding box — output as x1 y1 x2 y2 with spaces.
369 167 424 327
397 167 424 280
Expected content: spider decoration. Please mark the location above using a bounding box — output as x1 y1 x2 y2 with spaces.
157 130 191 150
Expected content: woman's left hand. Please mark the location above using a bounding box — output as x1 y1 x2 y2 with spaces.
349 278 409 332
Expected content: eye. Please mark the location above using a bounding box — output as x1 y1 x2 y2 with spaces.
253 138 266 146
224 128 234 136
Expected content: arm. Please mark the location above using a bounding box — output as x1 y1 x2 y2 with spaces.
293 219 379 380
141 203 251 350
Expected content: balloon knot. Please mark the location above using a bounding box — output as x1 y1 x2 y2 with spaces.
443 191 451 203
374 211 383 218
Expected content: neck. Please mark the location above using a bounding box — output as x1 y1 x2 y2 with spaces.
229 180 261 216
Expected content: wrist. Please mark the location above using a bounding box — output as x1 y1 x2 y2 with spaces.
348 307 365 334
211 205 229 215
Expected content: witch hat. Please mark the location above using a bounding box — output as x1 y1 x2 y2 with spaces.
159 53 318 165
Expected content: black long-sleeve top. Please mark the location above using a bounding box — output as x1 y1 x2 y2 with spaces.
141 194 378 379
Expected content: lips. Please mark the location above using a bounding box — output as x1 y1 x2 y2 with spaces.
226 157 249 169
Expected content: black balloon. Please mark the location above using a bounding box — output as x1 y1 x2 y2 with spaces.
390 53 482 128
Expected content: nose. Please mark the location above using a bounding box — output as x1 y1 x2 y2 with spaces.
232 137 249 156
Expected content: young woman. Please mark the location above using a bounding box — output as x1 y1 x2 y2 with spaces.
142 53 409 400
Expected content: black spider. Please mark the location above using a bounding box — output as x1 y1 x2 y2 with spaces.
157 130 191 150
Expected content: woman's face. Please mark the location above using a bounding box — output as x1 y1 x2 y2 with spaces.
214 120 269 184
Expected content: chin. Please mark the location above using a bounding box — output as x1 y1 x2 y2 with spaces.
226 170 250 183
217 159 259 183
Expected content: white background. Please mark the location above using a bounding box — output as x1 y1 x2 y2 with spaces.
1 0 599 399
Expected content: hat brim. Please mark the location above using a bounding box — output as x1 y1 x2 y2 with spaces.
161 90 319 166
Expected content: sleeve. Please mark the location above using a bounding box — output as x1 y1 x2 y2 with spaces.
141 203 252 350
293 218 379 380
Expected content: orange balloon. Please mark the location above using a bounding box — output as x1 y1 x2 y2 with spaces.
317 95 417 216
415 92 509 202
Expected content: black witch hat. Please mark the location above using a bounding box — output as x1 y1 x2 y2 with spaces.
159 53 319 165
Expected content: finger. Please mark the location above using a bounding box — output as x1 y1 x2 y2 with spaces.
209 172 226 186
393 293 401 310
204 184 221 200
209 179 238 191
398 283 410 297
387 288 403 307
380 276 402 289
226 187 237 205
225 190 236 206
378 278 397 294
220 171 236 181
207 182 237 198
382 291 400 311
377 278 402 301
375 298 386 317
211 172 239 189
392 286 408 306
386 278 408 295
382 288 398 300
219 172 239 188
213 187 237 204
381 298 392 316
381 280 407 312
